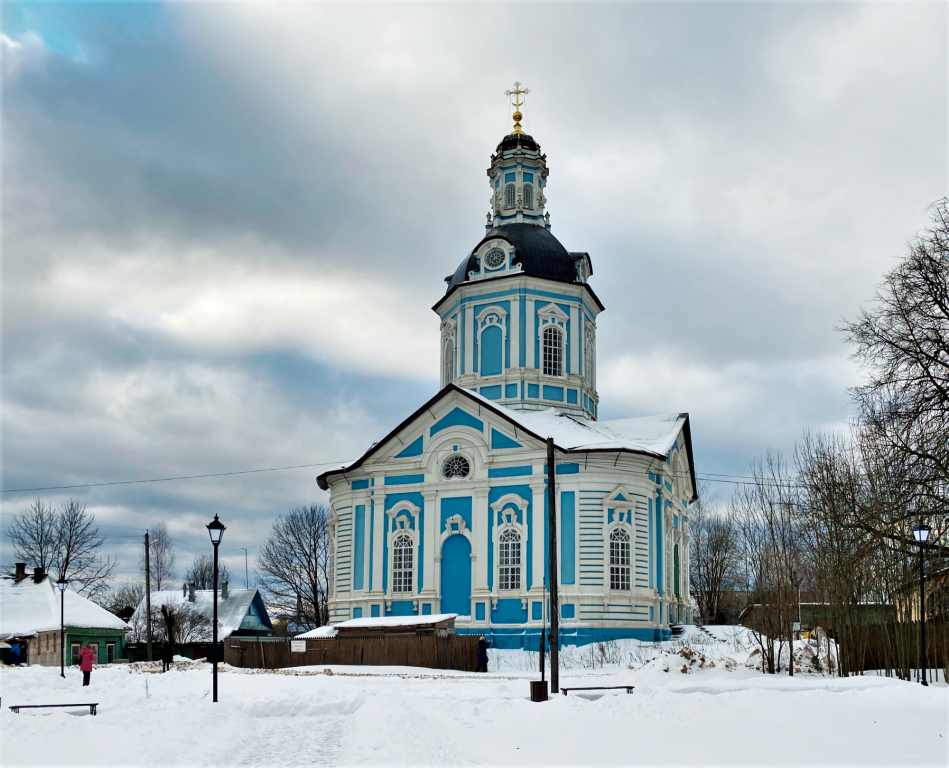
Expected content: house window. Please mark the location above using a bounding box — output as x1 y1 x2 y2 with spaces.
498 528 521 591
610 528 631 591
106 642 116 663
542 326 563 377
523 185 533 210
392 533 414 593
504 184 516 209
70 643 81 665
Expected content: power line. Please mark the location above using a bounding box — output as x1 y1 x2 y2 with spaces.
0 460 355 494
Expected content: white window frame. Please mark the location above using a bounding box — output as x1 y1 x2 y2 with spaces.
523 184 534 210
490 493 529 604
608 525 632 592
386 502 420 601
537 304 569 379
476 306 508 379
602 487 641 592
504 183 516 209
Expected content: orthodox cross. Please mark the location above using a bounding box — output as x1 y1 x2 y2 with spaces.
505 81 530 135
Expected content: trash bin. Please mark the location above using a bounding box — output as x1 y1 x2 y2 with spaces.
530 680 548 702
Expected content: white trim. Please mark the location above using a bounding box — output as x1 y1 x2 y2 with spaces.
386 501 420 600
490 493 529 602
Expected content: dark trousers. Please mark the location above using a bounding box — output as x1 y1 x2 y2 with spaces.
476 663 487 673
162 660 170 672
82 671 91 686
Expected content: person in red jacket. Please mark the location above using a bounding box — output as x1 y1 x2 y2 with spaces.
78 642 95 687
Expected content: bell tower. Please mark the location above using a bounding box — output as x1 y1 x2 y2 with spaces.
434 84 603 421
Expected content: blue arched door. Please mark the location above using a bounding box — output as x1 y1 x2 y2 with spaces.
440 534 472 617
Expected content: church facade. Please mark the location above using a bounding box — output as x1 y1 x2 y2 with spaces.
318 95 696 647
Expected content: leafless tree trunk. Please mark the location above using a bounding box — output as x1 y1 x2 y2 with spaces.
141 521 176 591
256 503 330 630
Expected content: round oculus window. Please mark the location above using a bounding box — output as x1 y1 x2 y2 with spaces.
442 455 471 479
484 248 506 269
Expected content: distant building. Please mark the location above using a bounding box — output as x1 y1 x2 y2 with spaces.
0 563 128 666
317 90 697 649
131 582 274 642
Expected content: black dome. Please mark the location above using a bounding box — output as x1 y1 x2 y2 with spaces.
445 224 580 293
496 133 539 153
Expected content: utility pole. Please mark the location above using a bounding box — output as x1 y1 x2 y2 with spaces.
546 437 559 694
144 531 152 662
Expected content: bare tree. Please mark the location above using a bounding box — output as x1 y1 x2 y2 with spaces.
141 521 176 591
100 581 146 613
843 199 949 519
689 493 741 624
184 555 231 590
9 498 58 574
10 498 117 600
256 503 330 630
128 600 211 644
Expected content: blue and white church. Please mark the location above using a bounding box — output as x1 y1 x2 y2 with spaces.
318 90 697 646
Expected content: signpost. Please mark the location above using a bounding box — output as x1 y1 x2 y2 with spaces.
291 640 306 654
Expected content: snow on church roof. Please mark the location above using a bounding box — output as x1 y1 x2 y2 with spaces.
463 389 687 456
318 385 695 495
0 576 128 638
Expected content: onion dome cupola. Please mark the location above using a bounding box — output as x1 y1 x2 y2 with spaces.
432 84 605 421
487 82 550 231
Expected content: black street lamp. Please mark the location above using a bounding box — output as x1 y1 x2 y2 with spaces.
912 521 931 686
57 577 68 678
206 514 226 703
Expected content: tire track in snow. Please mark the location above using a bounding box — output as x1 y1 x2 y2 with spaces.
237 715 344 767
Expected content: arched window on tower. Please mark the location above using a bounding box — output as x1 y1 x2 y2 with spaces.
504 184 516 209
542 326 563 377
585 325 596 391
523 185 533 210
498 528 521 590
392 533 414 593
443 340 454 386
610 528 631 591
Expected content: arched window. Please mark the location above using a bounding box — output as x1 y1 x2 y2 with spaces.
504 184 516 209
673 544 680 599
443 340 454 385
610 528 631 591
523 185 533 210
392 533 413 593
498 528 521 590
542 326 563 377
585 326 596 390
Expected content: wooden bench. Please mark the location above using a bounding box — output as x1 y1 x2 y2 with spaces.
560 686 633 696
9 703 98 716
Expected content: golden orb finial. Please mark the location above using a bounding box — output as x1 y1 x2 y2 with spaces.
505 81 530 135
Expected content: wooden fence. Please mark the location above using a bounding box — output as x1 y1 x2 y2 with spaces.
223 635 480 672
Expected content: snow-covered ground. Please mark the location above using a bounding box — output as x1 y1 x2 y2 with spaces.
1 626 946 767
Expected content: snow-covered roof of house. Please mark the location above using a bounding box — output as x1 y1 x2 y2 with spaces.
0 575 128 639
334 614 457 630
318 384 696 500
131 587 273 640
295 625 338 639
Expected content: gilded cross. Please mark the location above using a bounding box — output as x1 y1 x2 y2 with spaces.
505 81 530 135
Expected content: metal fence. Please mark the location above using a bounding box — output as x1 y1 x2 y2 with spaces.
224 635 479 672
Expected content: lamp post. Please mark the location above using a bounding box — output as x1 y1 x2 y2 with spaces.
912 521 931 686
206 514 226 702
57 577 68 678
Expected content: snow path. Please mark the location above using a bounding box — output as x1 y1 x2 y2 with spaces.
237 715 344 767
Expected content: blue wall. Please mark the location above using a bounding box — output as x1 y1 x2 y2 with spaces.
480 325 503 376
440 496 472 531
440 534 472 617
560 491 575 585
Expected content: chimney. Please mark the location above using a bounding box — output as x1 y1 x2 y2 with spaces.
188 582 195 602
33 567 45 584
222 581 228 601
14 563 26 582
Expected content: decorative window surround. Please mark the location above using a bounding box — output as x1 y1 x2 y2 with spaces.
386 501 420 602
490 492 529 605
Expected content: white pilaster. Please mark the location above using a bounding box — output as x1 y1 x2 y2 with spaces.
420 489 437 596
569 304 579 375
530 479 546 593
525 297 535 369
369 488 386 595
472 488 491 595
509 294 520 373
465 304 475 375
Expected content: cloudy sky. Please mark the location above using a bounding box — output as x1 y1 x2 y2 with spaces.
1 1 945 585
